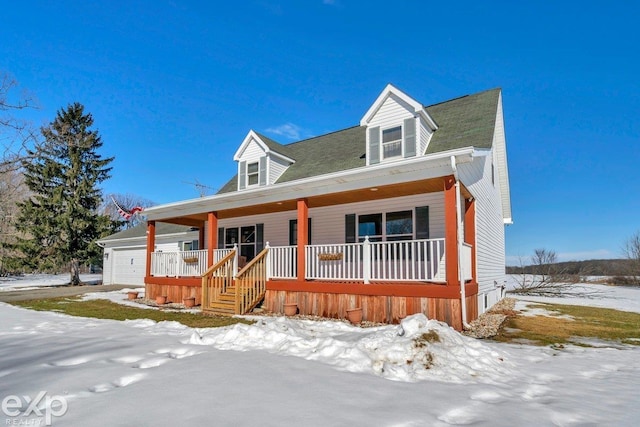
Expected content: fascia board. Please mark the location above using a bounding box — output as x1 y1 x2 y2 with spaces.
98 231 198 246
360 83 425 126
233 130 267 161
145 148 477 220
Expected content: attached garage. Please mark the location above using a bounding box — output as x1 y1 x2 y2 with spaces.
97 223 199 286
112 247 146 286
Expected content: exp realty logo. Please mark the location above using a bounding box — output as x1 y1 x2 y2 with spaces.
2 392 68 426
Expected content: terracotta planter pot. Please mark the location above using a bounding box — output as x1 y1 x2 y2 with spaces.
127 291 139 300
183 297 196 308
155 295 167 305
346 308 363 324
283 303 298 316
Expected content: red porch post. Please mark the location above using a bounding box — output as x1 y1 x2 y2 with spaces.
145 221 156 279
444 176 459 286
464 199 477 284
207 211 218 267
297 199 309 282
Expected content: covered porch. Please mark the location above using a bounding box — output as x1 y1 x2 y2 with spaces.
144 174 478 330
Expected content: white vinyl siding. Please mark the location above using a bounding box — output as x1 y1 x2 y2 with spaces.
367 94 415 129
102 248 114 284
459 153 506 314
216 193 445 248
419 116 433 155
242 139 266 159
269 155 290 184
310 193 445 245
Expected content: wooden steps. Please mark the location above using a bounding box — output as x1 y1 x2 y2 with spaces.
202 248 268 316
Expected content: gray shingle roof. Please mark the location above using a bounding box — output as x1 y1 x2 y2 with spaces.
218 88 500 194
99 222 194 241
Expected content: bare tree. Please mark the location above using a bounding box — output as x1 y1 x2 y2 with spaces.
1 72 38 170
510 248 579 296
622 231 640 285
101 193 155 230
0 72 37 274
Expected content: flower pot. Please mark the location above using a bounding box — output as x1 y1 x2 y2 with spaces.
127 291 139 300
155 295 167 305
346 307 363 324
283 303 298 316
183 297 196 308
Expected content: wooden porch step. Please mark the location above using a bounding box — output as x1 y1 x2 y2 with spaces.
207 302 236 314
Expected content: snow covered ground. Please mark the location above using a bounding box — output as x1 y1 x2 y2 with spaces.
0 274 103 291
1 281 639 426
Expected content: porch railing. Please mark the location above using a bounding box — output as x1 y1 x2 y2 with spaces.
305 238 446 283
150 248 233 277
268 245 297 279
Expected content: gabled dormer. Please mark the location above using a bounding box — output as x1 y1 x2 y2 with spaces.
233 130 295 191
361 84 438 165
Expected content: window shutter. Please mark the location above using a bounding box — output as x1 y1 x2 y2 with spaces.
217 227 225 249
256 223 264 252
368 127 380 165
415 206 429 239
345 214 356 243
404 117 416 158
289 218 312 245
259 157 267 186
239 161 246 190
289 220 296 246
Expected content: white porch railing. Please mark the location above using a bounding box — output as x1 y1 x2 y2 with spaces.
305 238 446 283
151 248 234 277
306 242 365 281
369 239 446 282
268 245 297 279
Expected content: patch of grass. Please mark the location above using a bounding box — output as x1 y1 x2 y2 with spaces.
12 298 253 328
493 302 640 347
414 330 441 348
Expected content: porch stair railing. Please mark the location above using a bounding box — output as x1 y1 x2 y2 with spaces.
201 250 237 315
201 247 268 316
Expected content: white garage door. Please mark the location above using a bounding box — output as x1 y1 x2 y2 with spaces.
113 248 146 286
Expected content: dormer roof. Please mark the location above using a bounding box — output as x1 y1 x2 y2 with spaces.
233 130 296 163
360 83 438 131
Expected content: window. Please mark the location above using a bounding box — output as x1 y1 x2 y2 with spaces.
382 126 402 159
358 214 382 242
347 208 427 243
181 240 199 251
247 162 259 186
385 210 413 241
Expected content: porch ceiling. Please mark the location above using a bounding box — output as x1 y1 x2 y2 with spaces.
158 177 472 224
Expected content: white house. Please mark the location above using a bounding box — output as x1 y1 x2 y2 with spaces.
110 84 511 330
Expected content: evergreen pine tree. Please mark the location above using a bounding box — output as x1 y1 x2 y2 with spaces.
10 103 116 284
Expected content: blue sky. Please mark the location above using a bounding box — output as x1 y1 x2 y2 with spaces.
1 1 638 264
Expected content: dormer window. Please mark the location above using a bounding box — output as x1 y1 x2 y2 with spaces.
382 126 402 159
247 162 259 186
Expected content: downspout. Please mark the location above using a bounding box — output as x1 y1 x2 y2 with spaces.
450 156 471 329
